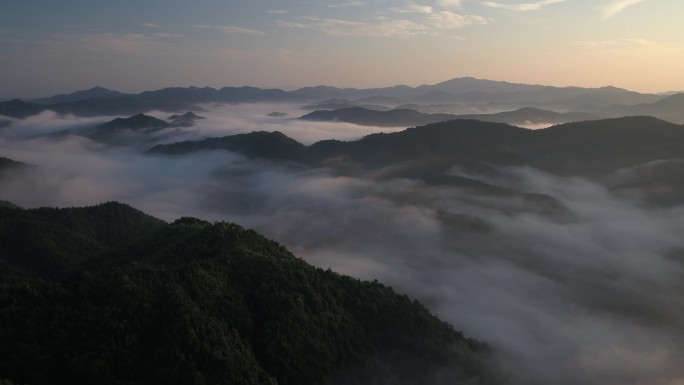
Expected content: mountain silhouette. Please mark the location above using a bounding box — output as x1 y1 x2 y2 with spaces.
32 86 128 105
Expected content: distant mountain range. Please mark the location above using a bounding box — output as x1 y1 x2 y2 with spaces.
2 77 683 123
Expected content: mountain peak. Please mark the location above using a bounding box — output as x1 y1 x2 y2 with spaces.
99 113 171 130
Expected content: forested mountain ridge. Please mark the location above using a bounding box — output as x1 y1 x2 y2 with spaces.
0 202 501 385
149 116 684 177
299 106 599 127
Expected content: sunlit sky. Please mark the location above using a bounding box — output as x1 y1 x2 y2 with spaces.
2 0 683 97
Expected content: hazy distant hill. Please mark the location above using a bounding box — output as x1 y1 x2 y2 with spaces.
0 99 46 119
98 113 171 131
300 106 598 127
0 87 306 118
81 113 173 145
0 156 25 172
0 202 500 385
168 111 206 127
153 116 684 177
300 107 456 127
31 86 128 105
622 93 684 123
0 77 672 119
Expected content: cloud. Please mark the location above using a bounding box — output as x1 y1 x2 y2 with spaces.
572 38 681 55
328 1 366 7
141 22 162 29
194 24 266 36
600 0 649 20
277 8 488 38
437 0 463 8
32 32 175 55
278 17 430 37
428 11 489 29
6 103 684 385
391 4 435 14
482 0 565 11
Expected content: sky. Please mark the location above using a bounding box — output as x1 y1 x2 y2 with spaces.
1 0 683 97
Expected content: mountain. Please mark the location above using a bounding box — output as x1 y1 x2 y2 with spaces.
154 116 684 178
0 88 306 118
466 107 598 126
32 86 128 105
168 111 205 121
168 111 206 127
301 99 392 111
148 131 307 162
300 106 598 127
607 159 684 207
0 202 501 385
80 113 173 145
416 77 546 95
0 99 46 119
98 113 171 131
622 93 684 123
0 200 20 209
0 156 25 172
300 107 457 127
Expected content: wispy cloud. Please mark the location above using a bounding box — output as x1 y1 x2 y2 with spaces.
277 9 488 38
329 1 365 7
437 0 463 8
141 22 162 29
600 0 648 20
277 17 429 37
194 24 266 36
429 11 489 29
391 4 434 14
2 32 179 56
573 38 679 52
482 0 565 11
152 32 183 38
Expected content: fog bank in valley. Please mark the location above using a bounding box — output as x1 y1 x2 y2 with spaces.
2 104 684 385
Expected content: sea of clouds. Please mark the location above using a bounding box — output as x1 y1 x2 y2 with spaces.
2 104 684 385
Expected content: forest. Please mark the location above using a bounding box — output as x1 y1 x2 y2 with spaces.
0 202 500 385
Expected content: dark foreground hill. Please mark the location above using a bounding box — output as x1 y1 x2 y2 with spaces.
0 202 500 385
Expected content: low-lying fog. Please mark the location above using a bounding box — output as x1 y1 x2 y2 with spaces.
2 103 684 385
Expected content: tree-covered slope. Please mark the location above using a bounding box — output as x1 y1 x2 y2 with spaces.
0 203 501 385
0 202 167 275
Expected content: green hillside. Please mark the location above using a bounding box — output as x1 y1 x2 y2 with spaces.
0 202 501 385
